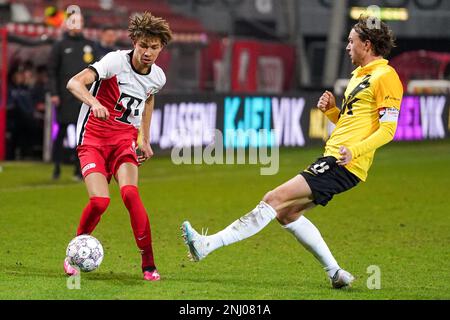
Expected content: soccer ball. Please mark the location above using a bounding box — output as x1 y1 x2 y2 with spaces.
66 235 104 272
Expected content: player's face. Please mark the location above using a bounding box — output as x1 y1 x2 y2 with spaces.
133 37 163 70
346 29 370 67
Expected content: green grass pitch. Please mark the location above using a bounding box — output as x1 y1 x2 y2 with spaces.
0 140 449 300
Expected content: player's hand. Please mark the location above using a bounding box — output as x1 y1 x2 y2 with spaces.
137 143 154 165
317 90 336 113
51 95 60 107
336 146 352 166
91 103 110 120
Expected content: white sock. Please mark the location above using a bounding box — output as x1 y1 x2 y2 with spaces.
205 201 277 254
283 216 340 277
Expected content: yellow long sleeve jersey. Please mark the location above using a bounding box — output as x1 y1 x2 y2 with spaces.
323 59 403 181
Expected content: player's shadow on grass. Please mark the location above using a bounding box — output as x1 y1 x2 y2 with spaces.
172 273 365 294
172 273 298 288
86 271 145 286
1 263 69 280
1 263 142 286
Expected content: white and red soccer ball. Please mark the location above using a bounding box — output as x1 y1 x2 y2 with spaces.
66 235 104 272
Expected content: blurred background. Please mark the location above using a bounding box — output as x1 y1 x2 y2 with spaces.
0 1 449 301
0 0 449 164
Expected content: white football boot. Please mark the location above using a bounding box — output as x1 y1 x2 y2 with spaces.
181 221 209 262
330 269 355 289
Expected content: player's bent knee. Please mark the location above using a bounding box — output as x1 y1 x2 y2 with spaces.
275 200 313 225
262 190 283 210
120 185 139 200
276 207 304 225
90 197 110 213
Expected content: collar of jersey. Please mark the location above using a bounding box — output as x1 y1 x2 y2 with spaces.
128 50 152 76
351 58 388 77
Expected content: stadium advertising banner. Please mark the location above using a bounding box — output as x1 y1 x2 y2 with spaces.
394 95 449 141
149 94 316 152
147 94 450 152
52 93 450 157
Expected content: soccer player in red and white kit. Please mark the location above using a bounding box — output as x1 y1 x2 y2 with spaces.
63 12 172 281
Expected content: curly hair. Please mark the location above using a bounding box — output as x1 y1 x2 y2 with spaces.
353 15 396 57
128 11 173 46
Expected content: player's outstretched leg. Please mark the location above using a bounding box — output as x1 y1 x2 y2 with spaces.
179 175 308 262
181 201 277 261
181 174 354 288
121 185 160 281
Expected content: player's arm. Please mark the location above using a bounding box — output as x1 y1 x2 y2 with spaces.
339 120 398 165
317 90 340 124
66 68 110 120
137 95 155 164
339 72 403 165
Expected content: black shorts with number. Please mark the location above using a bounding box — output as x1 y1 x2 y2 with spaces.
299 156 360 206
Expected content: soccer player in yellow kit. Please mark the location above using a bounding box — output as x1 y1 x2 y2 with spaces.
181 16 403 289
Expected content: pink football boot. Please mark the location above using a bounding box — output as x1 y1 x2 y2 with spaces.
143 269 161 281
64 257 79 276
